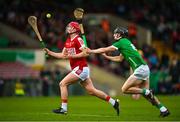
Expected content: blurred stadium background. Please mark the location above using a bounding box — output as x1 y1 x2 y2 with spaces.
0 0 180 121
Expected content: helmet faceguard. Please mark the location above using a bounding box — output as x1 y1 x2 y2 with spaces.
113 27 128 37
66 22 80 34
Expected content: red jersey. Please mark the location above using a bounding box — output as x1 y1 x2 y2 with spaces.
65 35 88 70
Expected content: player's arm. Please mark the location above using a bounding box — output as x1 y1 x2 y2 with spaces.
44 48 67 59
102 53 124 62
130 67 133 75
89 46 117 54
68 51 89 58
68 46 89 59
62 48 68 56
68 37 89 59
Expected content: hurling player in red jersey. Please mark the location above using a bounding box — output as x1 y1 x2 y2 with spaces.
44 21 119 115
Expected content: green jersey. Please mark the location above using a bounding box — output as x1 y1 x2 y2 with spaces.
112 38 147 70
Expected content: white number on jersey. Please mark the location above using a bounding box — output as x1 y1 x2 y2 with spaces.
130 44 137 51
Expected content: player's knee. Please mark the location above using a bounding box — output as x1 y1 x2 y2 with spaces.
59 82 66 88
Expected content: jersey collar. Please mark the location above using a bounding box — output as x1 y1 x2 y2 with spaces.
70 35 78 41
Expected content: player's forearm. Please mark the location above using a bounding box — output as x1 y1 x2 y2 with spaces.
69 52 88 58
48 51 64 58
104 56 121 62
130 67 133 75
103 53 124 62
91 48 107 54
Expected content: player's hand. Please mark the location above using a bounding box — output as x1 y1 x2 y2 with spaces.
79 47 90 55
102 53 109 58
82 48 90 56
84 47 91 54
64 55 72 59
101 53 107 57
83 51 89 57
62 53 68 59
43 48 50 54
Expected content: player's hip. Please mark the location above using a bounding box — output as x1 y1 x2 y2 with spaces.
132 65 150 81
70 59 88 69
71 66 90 81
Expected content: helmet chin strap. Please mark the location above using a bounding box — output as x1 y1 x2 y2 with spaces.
66 31 80 38
66 27 79 35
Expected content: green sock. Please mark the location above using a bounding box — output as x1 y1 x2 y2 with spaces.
142 88 146 95
156 103 163 109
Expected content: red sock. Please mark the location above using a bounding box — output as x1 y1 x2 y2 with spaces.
61 99 68 111
106 96 110 101
61 99 68 103
106 96 116 106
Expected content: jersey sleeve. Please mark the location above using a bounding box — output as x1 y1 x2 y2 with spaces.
77 37 86 50
112 41 121 50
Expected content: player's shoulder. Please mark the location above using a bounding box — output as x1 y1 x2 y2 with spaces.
65 37 71 42
121 38 132 44
120 37 130 41
76 36 84 44
73 35 82 41
77 36 83 41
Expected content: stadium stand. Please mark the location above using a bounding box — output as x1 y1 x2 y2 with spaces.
0 62 39 79
0 0 179 96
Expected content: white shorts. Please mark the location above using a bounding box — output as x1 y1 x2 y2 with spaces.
132 65 150 81
71 66 90 81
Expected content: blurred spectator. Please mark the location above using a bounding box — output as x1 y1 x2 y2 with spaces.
42 76 52 96
15 79 25 96
51 66 62 95
150 69 160 93
170 58 180 94
160 53 169 68
40 68 52 96
101 18 110 33
148 49 159 69
172 28 180 52
0 78 5 96
0 0 180 95
157 16 167 40
157 67 172 94
89 55 100 66
128 23 137 41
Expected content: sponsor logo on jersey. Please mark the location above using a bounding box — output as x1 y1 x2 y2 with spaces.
67 48 76 55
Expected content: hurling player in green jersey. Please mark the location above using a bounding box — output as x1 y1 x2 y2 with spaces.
87 27 170 117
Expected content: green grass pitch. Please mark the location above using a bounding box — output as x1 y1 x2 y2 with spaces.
0 95 179 121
